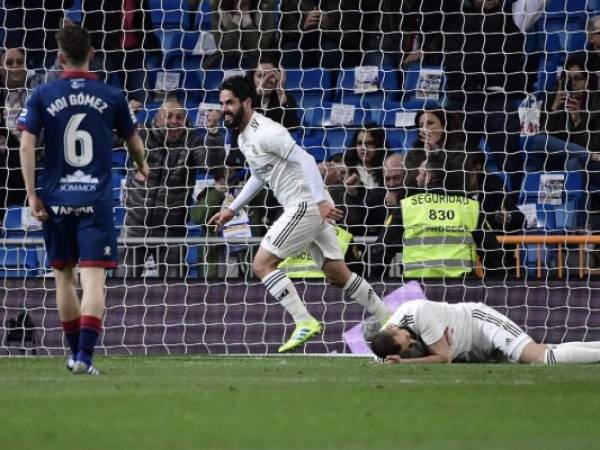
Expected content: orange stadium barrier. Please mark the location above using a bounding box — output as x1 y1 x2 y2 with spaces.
475 235 600 279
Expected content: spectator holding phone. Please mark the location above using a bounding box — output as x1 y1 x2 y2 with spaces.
542 53 600 167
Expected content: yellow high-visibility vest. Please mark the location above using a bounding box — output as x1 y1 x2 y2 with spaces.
401 193 479 278
277 226 353 278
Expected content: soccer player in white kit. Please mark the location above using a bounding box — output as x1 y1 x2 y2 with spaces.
209 76 391 353
371 299 600 365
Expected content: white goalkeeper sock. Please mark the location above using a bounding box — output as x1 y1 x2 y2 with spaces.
262 270 313 324
343 273 390 322
549 341 600 350
544 347 600 364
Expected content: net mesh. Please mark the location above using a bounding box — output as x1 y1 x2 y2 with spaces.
1 0 600 356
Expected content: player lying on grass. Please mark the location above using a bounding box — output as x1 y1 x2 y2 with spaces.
370 299 600 364
209 76 391 353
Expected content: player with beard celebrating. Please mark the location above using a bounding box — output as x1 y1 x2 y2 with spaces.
209 76 391 352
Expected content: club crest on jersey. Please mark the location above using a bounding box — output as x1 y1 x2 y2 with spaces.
59 170 99 192
103 246 111 256
70 79 85 89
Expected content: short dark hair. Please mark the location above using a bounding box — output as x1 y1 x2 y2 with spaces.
258 51 282 68
426 150 467 192
55 25 91 65
220 75 257 105
370 330 401 359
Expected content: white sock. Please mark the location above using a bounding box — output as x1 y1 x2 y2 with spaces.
343 273 390 322
544 347 600 364
550 341 600 350
262 270 312 324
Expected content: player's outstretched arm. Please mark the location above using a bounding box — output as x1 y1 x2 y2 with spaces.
19 130 48 222
125 132 150 181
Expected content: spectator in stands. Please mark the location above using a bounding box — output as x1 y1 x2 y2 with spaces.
0 48 45 220
81 0 161 109
123 99 225 277
585 15 600 77
279 0 362 68
442 0 546 198
403 109 467 192
340 124 388 237
197 105 227 152
540 53 600 169
466 152 525 233
250 53 300 130
203 0 276 69
361 0 443 68
370 151 503 279
3 0 73 69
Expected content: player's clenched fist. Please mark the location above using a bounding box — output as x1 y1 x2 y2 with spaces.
208 207 235 232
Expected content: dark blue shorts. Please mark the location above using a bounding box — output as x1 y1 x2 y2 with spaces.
43 203 117 269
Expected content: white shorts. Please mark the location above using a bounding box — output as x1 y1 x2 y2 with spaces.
261 202 344 268
472 304 533 363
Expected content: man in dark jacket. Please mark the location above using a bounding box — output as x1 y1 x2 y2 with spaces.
251 53 300 131
442 0 545 197
123 99 225 277
279 0 362 68
0 48 46 223
81 0 162 108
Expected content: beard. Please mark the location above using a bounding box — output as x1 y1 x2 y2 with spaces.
224 106 245 129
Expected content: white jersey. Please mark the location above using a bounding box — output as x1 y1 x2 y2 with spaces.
386 299 529 362
238 112 322 209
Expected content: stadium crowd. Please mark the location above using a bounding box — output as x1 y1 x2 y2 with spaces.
2 0 600 279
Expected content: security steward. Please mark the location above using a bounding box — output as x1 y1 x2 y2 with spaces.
370 151 503 278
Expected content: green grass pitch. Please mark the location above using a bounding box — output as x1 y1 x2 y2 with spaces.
1 356 599 450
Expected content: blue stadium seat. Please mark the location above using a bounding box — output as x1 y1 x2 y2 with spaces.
149 0 190 29
587 0 600 11
286 68 333 91
386 129 419 152
65 0 82 23
199 0 213 30
546 0 587 14
114 207 126 230
381 69 402 100
375 100 418 129
402 64 445 109
300 95 329 134
519 171 584 231
2 207 43 238
162 31 204 75
542 17 587 53
112 149 128 171
186 244 199 279
334 68 385 120
0 247 40 278
301 131 327 162
324 128 352 157
322 104 366 127
113 173 125 206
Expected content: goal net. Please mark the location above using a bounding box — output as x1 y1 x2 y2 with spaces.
2 0 600 356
